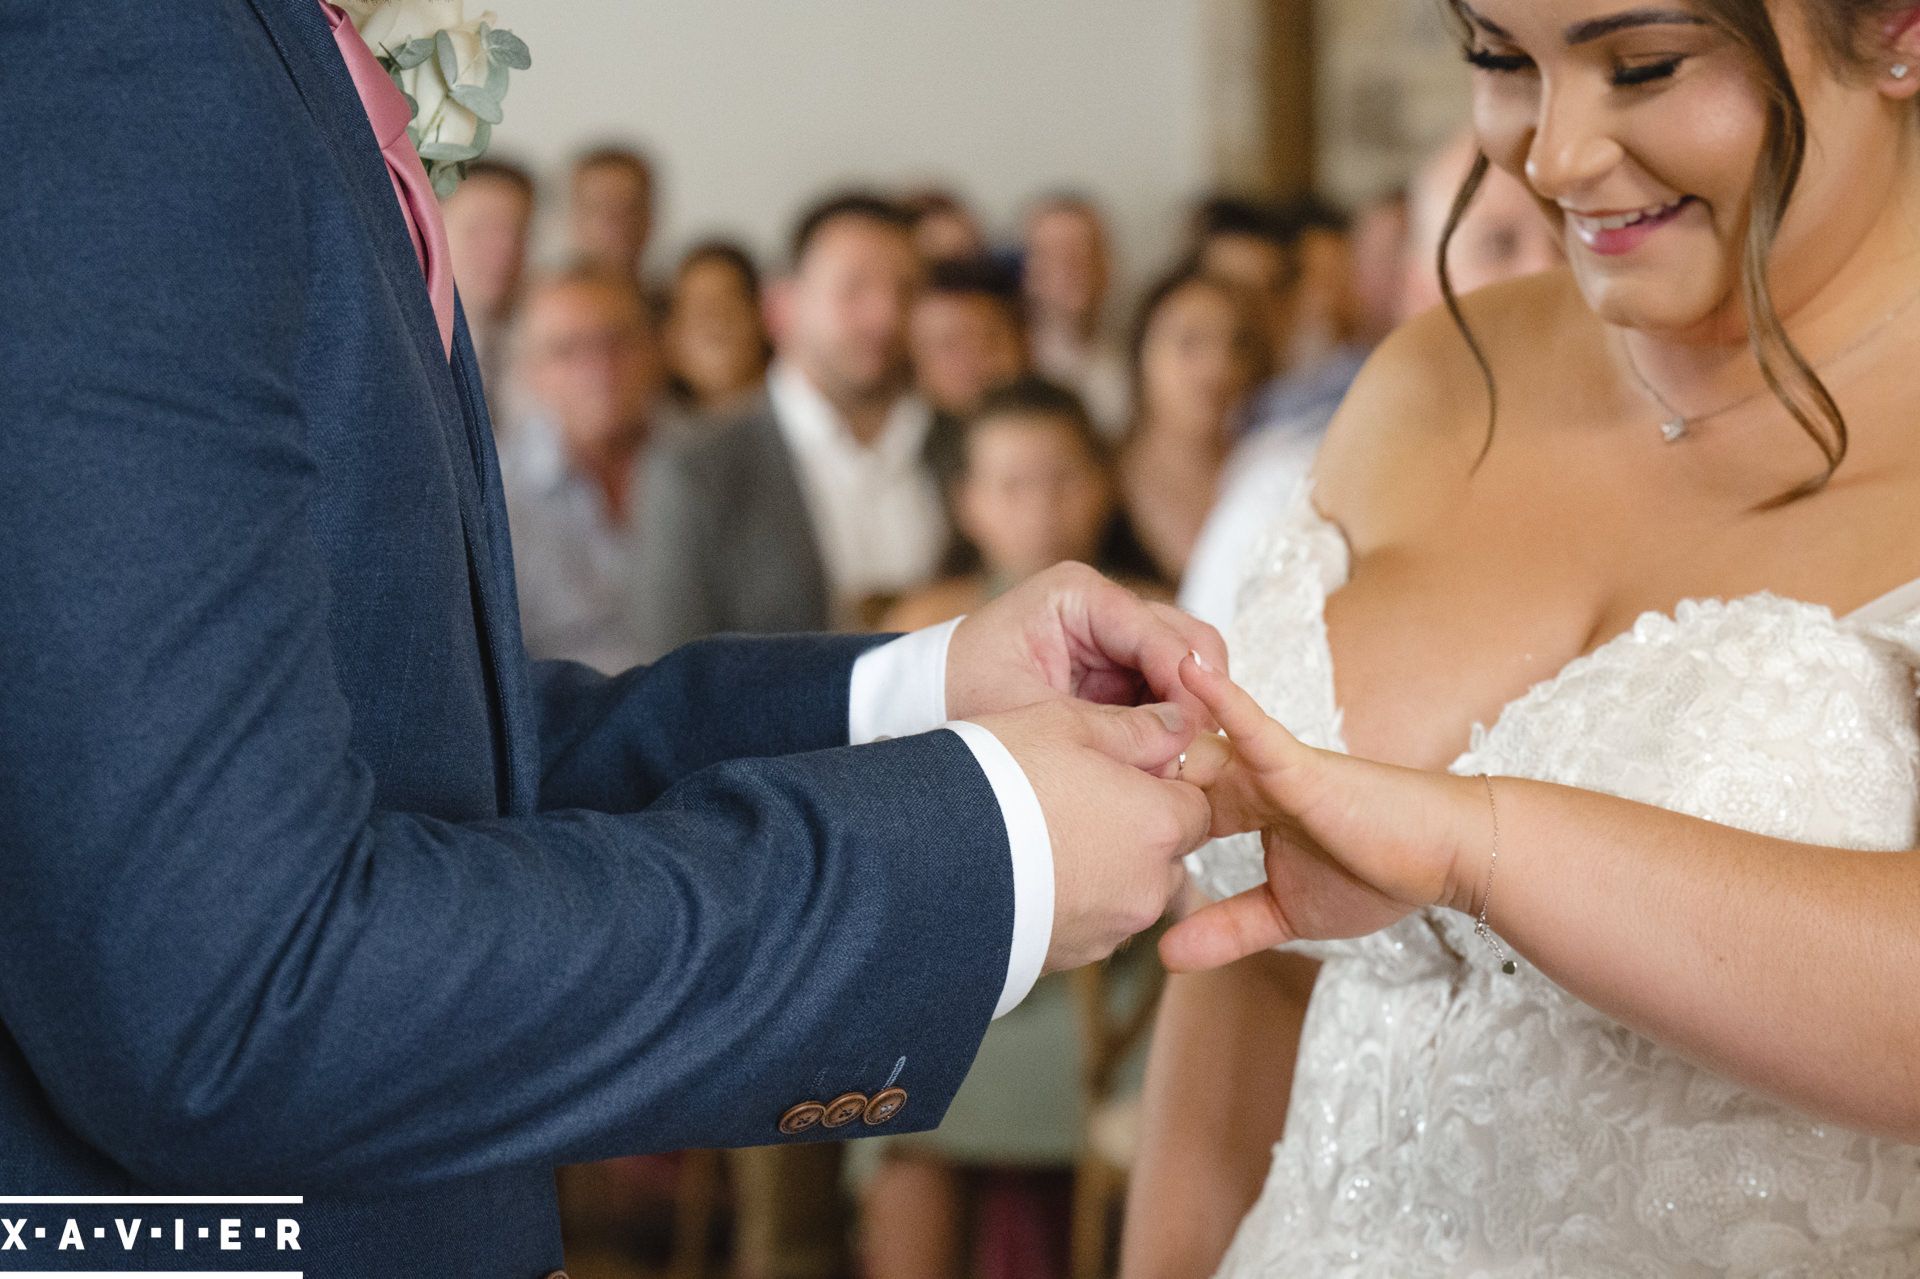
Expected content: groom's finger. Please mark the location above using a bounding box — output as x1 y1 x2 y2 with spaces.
1179 652 1303 776
1073 701 1195 774
1068 574 1219 725
1158 887 1296 972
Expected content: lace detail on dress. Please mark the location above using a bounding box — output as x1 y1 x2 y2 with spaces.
1188 485 1920 1277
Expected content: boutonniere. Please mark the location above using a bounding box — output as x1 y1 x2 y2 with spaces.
338 0 532 197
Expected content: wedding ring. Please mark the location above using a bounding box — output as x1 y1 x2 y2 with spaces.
1176 751 1188 779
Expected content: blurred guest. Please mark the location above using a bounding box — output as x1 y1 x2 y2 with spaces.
1022 192 1130 437
1249 195 1372 435
499 265 665 673
1178 129 1563 631
910 258 1028 421
903 187 989 266
441 157 535 426
1275 195 1363 368
663 240 772 418
631 192 943 657
887 377 1157 631
568 144 655 281
1117 267 1266 583
1349 186 1411 346
861 377 1164 1279
1190 196 1295 362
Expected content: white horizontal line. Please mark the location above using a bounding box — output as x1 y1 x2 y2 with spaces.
0 1196 302 1204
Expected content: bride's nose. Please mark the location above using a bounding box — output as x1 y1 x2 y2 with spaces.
1523 83 1627 202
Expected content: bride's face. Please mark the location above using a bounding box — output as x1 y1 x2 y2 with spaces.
1459 0 1918 340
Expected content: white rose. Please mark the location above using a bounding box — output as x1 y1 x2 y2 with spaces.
348 0 467 59
409 17 498 155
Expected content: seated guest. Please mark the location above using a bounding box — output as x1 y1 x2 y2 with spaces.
1116 266 1266 584
887 376 1161 632
1178 128 1565 631
860 377 1164 1279
1192 194 1369 436
902 186 989 266
1022 193 1130 436
910 257 1029 469
567 143 656 282
499 265 665 673
630 192 946 656
440 157 535 428
663 240 772 419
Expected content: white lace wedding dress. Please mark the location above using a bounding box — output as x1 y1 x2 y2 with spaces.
1187 484 1920 1277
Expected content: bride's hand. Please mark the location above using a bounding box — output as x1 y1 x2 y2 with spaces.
1162 652 1489 972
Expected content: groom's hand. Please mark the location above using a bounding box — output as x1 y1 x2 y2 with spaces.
967 697 1213 973
946 563 1228 727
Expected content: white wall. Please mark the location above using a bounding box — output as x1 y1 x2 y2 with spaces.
488 0 1214 295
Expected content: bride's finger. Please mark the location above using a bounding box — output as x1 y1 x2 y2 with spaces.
1179 652 1306 776
1158 885 1296 972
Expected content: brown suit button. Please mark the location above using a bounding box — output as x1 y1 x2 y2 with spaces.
821 1092 868 1128
779 1101 826 1135
864 1087 908 1126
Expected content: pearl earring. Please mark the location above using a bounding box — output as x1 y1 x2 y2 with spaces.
1895 63 1913 79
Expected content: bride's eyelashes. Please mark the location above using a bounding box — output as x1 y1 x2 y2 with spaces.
1463 45 1533 74
1463 44 1687 88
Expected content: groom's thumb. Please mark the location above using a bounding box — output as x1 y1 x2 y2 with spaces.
1159 888 1295 972
1075 701 1193 773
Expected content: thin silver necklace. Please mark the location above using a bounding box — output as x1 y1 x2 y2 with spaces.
1617 283 1920 443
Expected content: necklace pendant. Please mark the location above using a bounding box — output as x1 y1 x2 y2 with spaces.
1660 417 1689 443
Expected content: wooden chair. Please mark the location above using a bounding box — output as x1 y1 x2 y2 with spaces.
1069 957 1166 1279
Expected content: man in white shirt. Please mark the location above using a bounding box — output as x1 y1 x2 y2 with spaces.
632 192 952 654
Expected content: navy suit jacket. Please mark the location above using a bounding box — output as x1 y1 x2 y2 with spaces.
0 2 1013 1274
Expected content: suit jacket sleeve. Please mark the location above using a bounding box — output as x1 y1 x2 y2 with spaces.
0 3 1010 1195
527 632 887 815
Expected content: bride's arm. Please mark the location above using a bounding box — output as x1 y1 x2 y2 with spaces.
1472 779 1920 1140
1119 931 1319 1279
1167 661 1920 1144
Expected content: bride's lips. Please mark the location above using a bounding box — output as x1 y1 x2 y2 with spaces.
1565 196 1697 257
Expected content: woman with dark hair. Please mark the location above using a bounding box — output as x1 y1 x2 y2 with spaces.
1116 266 1268 583
1123 1 1920 1274
662 239 772 417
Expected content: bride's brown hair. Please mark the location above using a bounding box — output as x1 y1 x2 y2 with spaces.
1441 0 1915 503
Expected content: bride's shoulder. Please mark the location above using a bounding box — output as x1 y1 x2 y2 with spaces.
1314 268 1588 535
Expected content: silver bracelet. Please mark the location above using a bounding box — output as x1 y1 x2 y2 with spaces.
1475 774 1517 975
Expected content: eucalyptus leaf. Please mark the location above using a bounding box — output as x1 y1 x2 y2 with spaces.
486 28 531 71
392 37 435 70
485 56 509 102
470 120 492 155
451 83 503 124
434 30 461 87
430 163 461 200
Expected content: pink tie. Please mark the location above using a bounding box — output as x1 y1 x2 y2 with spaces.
321 0 457 358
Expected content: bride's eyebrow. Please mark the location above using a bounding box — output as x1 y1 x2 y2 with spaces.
1453 2 1710 47
1564 8 1710 46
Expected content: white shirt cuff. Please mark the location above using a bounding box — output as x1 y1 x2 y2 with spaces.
847 620 1055 1019
848 617 960 744
943 720 1054 1019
